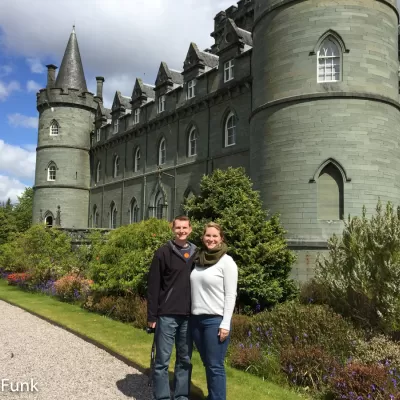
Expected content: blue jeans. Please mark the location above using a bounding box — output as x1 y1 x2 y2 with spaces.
153 315 192 400
191 315 230 400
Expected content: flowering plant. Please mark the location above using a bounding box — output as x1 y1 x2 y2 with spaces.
54 274 93 302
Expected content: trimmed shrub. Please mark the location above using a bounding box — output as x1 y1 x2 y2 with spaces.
89 218 172 296
280 345 339 391
251 302 361 360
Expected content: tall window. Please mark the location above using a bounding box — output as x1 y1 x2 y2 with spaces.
188 127 197 157
318 163 344 220
47 163 57 181
113 155 120 178
50 121 59 136
44 212 54 227
134 147 141 172
129 198 139 223
155 191 165 219
158 95 165 113
113 119 119 134
158 138 166 165
110 202 117 229
93 205 98 228
134 108 140 124
96 129 101 142
317 37 341 83
224 59 234 82
225 112 236 147
96 161 101 183
187 79 196 99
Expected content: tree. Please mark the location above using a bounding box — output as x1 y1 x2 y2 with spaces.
315 201 400 332
185 167 297 311
13 187 33 233
0 199 17 245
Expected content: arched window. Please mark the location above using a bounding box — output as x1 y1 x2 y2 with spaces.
134 147 141 172
158 138 166 165
110 202 117 229
93 205 99 228
47 163 57 181
225 112 236 147
129 198 139 223
317 37 341 83
44 211 54 227
155 191 165 219
188 127 197 157
50 120 59 136
96 161 101 183
317 163 344 220
113 155 120 178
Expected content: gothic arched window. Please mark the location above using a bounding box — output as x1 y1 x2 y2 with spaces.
129 197 139 223
224 112 236 147
188 127 197 157
155 191 165 220
317 37 341 83
93 205 99 228
113 155 120 178
317 163 344 220
158 138 166 166
96 161 101 183
110 202 117 229
50 120 59 136
47 162 57 181
134 147 141 172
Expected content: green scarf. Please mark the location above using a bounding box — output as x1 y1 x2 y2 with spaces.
195 242 228 267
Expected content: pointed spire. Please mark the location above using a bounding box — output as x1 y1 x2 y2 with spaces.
55 26 88 92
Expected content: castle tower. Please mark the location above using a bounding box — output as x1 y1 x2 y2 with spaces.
33 27 97 228
250 0 400 278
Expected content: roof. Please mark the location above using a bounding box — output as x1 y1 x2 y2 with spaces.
169 69 184 85
237 27 253 46
143 83 155 99
198 50 219 68
120 95 131 109
55 27 88 91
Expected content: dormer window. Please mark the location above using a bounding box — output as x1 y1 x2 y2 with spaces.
50 121 59 136
134 108 140 125
96 129 100 142
224 59 234 82
113 119 119 134
158 95 165 113
187 79 196 99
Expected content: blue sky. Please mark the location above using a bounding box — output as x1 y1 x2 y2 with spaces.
0 0 235 202
0 0 399 203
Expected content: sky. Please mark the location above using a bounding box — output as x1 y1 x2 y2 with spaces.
0 0 400 203
0 0 235 202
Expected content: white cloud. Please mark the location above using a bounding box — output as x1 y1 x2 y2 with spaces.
7 113 38 129
0 65 12 77
26 79 42 93
0 140 36 180
0 1 235 99
0 80 20 101
26 57 45 74
0 175 28 203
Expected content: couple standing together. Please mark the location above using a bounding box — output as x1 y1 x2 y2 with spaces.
147 216 238 400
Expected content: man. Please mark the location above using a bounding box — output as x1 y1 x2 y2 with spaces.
147 215 196 400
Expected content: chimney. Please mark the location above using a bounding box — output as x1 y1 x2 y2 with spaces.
96 76 105 101
46 64 58 88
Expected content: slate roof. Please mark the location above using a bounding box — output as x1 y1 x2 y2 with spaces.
55 27 88 91
198 50 219 68
143 83 155 99
169 69 184 85
237 27 253 46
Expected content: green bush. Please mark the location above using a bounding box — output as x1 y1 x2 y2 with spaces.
185 167 297 311
251 302 361 360
0 224 76 283
88 218 173 296
315 201 400 332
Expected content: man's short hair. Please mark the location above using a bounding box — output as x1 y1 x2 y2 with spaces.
172 215 191 227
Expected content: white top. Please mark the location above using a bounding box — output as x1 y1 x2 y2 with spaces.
190 254 238 330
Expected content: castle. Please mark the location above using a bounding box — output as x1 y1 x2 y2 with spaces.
32 0 400 279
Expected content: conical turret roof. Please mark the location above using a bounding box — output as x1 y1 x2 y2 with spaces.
55 26 88 91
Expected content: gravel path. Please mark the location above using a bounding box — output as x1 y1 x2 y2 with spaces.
0 300 152 400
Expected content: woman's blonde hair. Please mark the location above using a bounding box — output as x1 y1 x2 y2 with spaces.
202 222 225 242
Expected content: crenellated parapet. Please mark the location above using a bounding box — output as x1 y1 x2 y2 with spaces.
37 88 98 113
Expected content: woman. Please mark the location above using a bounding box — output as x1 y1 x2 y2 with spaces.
190 222 238 400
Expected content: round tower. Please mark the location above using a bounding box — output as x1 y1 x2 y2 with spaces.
33 27 97 228
250 0 400 277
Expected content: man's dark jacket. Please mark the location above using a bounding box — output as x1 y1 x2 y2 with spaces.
147 240 196 323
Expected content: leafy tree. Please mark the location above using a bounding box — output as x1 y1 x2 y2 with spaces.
0 200 17 245
316 201 400 332
185 167 297 311
89 218 173 296
13 187 33 233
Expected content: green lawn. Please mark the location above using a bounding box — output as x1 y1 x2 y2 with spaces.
0 279 308 400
